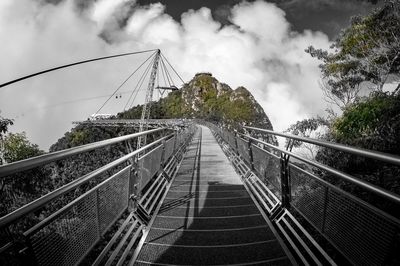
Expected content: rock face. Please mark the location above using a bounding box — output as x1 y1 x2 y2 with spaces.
119 73 275 132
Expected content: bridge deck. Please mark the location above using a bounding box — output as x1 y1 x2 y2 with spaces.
135 125 292 265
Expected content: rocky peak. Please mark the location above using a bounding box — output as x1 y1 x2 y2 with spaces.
119 73 275 134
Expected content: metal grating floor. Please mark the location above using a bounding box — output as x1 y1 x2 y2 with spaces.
135 126 292 265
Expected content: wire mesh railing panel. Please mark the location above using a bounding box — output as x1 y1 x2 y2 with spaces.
324 189 399 265
251 144 282 199
164 137 175 161
97 166 130 234
28 190 99 266
176 131 187 148
138 145 163 190
176 134 182 149
0 227 12 248
226 131 237 151
236 137 250 164
210 125 400 265
222 131 229 144
251 144 267 178
289 164 326 231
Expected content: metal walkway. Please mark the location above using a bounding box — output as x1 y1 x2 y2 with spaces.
135 126 292 265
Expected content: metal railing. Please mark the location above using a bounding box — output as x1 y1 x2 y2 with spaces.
0 128 166 227
210 124 400 266
0 128 165 179
0 125 195 265
73 119 192 127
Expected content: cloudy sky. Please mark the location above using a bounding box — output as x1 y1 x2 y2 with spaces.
0 0 378 150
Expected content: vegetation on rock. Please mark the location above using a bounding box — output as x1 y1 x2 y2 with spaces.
119 73 275 132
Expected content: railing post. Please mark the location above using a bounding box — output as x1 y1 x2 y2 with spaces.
280 153 291 208
235 134 239 156
22 237 39 266
247 137 255 171
233 131 238 153
128 154 140 212
159 138 166 174
173 130 178 152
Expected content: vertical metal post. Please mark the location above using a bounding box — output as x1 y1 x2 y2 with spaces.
128 154 140 212
171 130 176 153
234 132 240 156
280 153 291 208
247 137 255 171
233 131 238 152
23 237 39 266
159 138 166 174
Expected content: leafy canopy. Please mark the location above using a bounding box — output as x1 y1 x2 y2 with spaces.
3 132 43 163
333 92 400 152
0 114 13 138
306 1 400 110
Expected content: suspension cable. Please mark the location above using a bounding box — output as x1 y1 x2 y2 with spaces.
159 58 168 87
94 51 156 115
160 52 185 84
0 49 157 89
128 55 155 110
160 57 173 86
124 54 156 111
163 57 174 86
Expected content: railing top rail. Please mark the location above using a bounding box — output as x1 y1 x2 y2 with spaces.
239 132 400 205
244 126 400 166
0 127 167 179
0 133 174 229
73 118 193 123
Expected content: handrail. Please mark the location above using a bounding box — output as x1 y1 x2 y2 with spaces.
0 134 173 229
240 133 400 205
0 127 167 178
244 126 400 166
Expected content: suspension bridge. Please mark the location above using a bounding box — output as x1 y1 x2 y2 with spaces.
0 49 400 265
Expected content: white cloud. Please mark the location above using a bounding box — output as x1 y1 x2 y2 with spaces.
126 3 165 37
0 0 331 149
91 0 131 29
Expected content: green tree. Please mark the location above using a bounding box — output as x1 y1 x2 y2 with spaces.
332 91 400 152
0 114 13 138
314 92 400 212
0 113 14 165
285 117 329 159
3 132 43 163
306 0 400 110
0 132 48 216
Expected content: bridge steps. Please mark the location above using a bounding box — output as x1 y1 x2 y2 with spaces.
135 125 292 265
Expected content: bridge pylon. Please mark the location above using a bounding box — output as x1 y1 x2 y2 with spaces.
137 49 161 151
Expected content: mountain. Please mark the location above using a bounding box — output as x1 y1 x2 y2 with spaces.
119 73 274 131
49 73 277 153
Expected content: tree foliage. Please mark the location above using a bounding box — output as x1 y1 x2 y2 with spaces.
0 113 14 165
118 74 273 133
3 132 43 163
332 91 400 152
297 2 400 218
306 0 400 110
0 114 13 138
0 132 48 217
285 117 329 159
